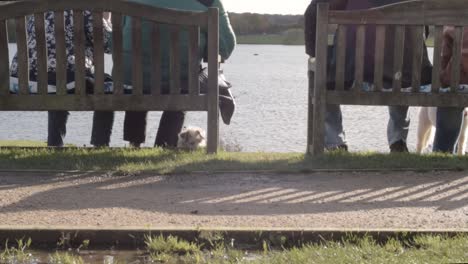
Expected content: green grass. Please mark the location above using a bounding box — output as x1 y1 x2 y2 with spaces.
237 30 305 45
142 234 468 264
1 140 468 173
49 252 85 264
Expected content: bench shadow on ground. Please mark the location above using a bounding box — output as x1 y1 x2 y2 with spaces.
0 155 467 215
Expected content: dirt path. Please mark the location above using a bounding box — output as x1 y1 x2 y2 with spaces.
0 171 467 230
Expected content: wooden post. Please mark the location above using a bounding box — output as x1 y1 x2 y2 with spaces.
0 19 9 96
207 7 219 154
307 58 316 154
311 3 329 155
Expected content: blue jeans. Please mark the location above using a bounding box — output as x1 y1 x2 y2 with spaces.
433 107 464 153
325 105 409 149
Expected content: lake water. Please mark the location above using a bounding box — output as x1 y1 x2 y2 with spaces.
2 44 434 152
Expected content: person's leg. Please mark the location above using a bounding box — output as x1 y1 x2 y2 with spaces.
155 111 186 148
433 107 464 153
387 105 410 152
48 111 69 147
123 111 148 147
325 104 347 150
91 111 115 147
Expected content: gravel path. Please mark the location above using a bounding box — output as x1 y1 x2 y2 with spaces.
0 171 467 230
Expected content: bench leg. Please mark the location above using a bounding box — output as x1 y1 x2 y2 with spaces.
207 108 219 154
307 70 315 154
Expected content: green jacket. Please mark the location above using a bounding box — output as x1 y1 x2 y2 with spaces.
121 0 236 89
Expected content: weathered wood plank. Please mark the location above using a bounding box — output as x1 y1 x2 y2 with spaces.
0 0 209 26
327 91 468 107
392 25 405 92
307 61 315 154
335 25 346 91
111 13 123 94
311 3 329 155
93 11 104 95
207 7 219 154
411 25 424 92
0 95 208 111
15 16 29 95
54 11 67 95
431 26 443 93
354 25 365 93
169 26 181 94
131 17 143 95
373 25 385 91
73 10 86 95
151 22 161 95
34 13 48 95
188 26 200 95
0 19 9 96
450 26 463 92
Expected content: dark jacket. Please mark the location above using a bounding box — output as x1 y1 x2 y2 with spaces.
305 0 433 88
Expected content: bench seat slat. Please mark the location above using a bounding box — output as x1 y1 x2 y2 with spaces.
431 26 444 93
151 23 161 95
93 11 105 95
335 25 346 91
188 26 200 95
111 13 123 95
0 19 9 96
0 95 208 111
131 17 143 95
34 13 48 95
170 25 181 94
451 26 463 92
374 25 386 91
73 10 86 95
392 25 405 93
411 25 424 92
354 25 365 93
15 16 29 95
54 11 67 96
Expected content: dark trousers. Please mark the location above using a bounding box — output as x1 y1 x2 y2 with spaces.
48 111 114 147
47 74 115 147
123 111 186 147
433 107 464 153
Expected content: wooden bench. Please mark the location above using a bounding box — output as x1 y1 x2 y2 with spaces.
0 0 220 153
308 0 468 155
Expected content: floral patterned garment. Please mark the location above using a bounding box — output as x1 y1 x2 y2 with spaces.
10 10 112 82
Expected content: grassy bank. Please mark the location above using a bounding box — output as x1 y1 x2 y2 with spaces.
0 141 468 173
1 234 467 263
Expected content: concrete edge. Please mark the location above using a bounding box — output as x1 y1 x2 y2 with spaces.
0 227 466 249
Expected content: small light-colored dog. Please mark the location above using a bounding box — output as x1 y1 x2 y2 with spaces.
177 126 207 151
416 107 468 155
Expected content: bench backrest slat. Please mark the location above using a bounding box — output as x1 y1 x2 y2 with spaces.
188 26 200 95
150 23 161 95
335 25 346 91
0 19 8 96
392 25 405 92
353 25 365 94
34 13 48 95
431 26 444 93
111 13 124 95
54 11 67 96
373 25 386 92
73 10 86 95
92 11 105 95
131 17 143 95
410 25 424 92
15 17 29 95
451 26 464 92
169 26 181 95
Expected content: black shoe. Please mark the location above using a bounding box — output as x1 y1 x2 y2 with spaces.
326 144 348 152
390 140 408 153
